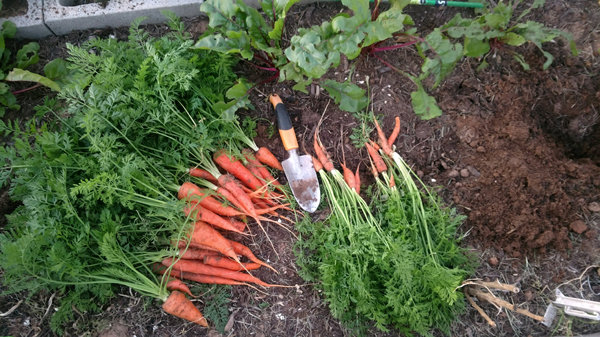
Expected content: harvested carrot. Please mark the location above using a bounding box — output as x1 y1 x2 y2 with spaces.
389 172 396 188
202 255 262 271
188 168 218 184
243 149 282 187
162 258 273 287
314 132 334 172
188 221 239 263
178 247 221 260
311 155 323 172
365 141 387 173
214 151 263 191
183 205 245 234
355 164 361 195
387 116 401 148
341 163 356 191
173 271 246 286
162 291 208 326
166 279 195 298
256 147 283 171
178 182 242 217
217 174 257 218
373 117 393 155
227 239 276 273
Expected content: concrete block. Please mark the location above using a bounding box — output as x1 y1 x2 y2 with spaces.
0 0 53 39
44 0 203 36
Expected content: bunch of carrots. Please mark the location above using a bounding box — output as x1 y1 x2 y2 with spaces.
156 147 292 326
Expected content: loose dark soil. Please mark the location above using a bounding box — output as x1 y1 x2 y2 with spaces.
1 2 599 337
0 0 28 18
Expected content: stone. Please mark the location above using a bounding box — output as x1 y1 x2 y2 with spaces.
460 168 470 177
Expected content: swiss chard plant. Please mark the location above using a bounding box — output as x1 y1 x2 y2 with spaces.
439 0 577 70
0 21 70 117
196 0 416 114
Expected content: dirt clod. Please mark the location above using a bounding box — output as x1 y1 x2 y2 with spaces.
570 220 588 234
588 202 600 213
488 256 499 267
460 168 470 178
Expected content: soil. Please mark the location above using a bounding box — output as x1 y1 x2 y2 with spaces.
1 2 600 337
0 0 28 18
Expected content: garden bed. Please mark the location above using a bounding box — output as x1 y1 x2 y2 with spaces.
1 1 599 336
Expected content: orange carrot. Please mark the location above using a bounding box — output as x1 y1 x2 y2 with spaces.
188 221 239 263
387 116 401 148
227 239 276 272
243 149 282 187
173 271 246 286
256 147 283 171
202 255 262 271
162 291 208 326
312 155 323 172
188 168 218 184
183 205 245 234
389 172 396 188
365 141 387 173
178 247 221 260
214 151 263 191
373 117 393 155
217 174 257 218
355 164 361 195
166 279 195 298
341 163 356 190
162 258 273 287
178 182 242 217
314 132 334 172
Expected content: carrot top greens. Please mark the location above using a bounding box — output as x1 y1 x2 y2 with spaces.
0 14 247 333
296 131 475 335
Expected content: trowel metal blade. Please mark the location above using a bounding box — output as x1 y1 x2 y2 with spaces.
282 154 320 213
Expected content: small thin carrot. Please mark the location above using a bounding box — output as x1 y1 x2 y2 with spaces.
365 141 387 173
341 163 356 191
218 174 257 218
354 164 361 195
256 147 283 171
187 221 239 263
183 205 246 234
178 182 242 217
162 258 274 287
312 155 323 172
188 168 218 184
373 117 393 155
202 255 262 271
162 291 208 326
387 116 401 148
214 150 263 191
243 149 282 187
314 132 334 172
227 239 276 273
172 271 246 286
166 279 195 298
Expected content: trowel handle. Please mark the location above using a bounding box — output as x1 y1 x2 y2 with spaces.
269 94 299 151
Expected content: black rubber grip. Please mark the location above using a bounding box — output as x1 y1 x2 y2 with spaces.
275 103 293 131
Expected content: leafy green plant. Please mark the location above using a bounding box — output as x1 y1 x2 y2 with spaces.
0 21 71 117
0 14 246 333
195 0 415 113
295 128 474 335
440 0 577 70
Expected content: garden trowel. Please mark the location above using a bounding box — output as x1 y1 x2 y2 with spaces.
269 94 320 213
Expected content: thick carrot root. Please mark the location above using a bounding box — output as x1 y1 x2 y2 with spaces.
256 147 283 171
162 291 208 326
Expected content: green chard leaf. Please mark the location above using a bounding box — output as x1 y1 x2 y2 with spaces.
322 79 368 113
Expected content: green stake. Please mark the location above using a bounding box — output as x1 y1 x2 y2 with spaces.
408 0 485 8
